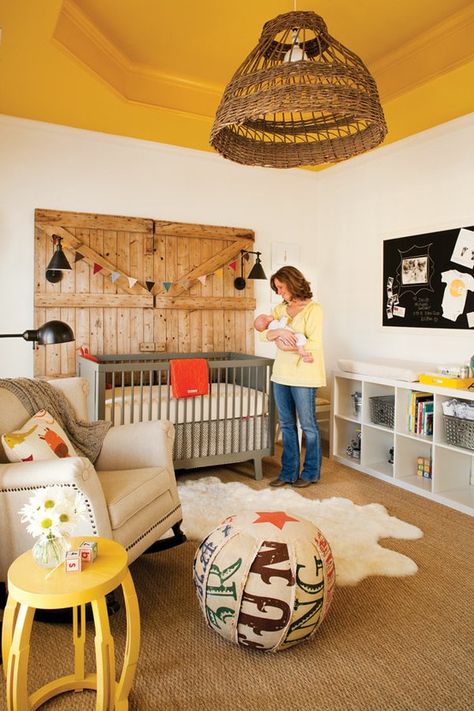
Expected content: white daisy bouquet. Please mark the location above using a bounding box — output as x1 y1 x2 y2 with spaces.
19 487 88 567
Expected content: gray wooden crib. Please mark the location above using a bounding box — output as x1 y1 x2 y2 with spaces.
77 352 275 479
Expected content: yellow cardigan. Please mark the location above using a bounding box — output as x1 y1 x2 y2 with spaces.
261 301 326 387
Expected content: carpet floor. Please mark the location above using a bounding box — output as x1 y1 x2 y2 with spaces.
1 451 473 710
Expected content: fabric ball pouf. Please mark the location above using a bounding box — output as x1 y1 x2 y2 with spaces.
193 510 335 652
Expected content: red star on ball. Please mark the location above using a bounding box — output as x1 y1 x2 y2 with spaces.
253 511 299 530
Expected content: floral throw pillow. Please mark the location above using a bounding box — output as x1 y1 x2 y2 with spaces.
1 410 77 462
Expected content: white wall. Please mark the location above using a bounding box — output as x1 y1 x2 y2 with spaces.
315 114 474 374
0 113 473 380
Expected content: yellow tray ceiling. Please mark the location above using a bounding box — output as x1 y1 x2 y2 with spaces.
1 0 473 167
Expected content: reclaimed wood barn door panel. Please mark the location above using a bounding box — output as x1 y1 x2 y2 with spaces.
34 209 256 377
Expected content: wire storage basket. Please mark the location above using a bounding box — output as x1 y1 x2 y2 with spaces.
443 415 474 451
369 395 395 429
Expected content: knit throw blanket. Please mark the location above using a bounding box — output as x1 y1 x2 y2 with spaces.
0 378 111 464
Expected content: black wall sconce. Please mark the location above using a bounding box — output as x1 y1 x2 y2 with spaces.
45 235 72 283
234 250 267 290
0 320 75 348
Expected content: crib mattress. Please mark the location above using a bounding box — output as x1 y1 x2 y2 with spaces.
104 383 269 425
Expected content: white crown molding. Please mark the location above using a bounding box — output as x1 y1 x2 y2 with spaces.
55 0 221 116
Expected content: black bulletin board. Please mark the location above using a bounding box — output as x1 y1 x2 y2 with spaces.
382 225 474 329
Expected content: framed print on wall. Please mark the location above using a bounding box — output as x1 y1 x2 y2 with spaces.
383 225 474 329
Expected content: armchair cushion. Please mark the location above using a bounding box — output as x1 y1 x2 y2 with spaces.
2 409 77 462
98 466 171 529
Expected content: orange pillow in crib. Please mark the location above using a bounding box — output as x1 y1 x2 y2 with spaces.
170 359 209 399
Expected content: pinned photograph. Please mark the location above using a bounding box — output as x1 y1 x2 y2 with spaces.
392 305 406 318
401 256 429 285
451 228 474 269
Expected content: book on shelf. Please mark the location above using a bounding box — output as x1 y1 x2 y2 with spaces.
408 392 434 434
421 402 434 436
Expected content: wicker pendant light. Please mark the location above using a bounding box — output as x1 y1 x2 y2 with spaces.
210 11 387 169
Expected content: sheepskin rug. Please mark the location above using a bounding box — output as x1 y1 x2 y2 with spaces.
177 476 423 586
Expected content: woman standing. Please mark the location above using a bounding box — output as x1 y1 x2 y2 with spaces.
257 266 326 487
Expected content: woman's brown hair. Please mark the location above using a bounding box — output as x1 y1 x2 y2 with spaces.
270 266 313 301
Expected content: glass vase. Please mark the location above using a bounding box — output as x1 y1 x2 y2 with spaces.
32 534 69 568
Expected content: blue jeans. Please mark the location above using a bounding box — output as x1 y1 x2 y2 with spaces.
273 383 322 483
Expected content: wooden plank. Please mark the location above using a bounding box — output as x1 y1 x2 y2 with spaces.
44 307 61 377
38 225 149 295
155 220 254 242
61 307 76 375
130 307 143 353
166 236 179 352
153 228 167 351
35 227 47 295
177 236 190 353
35 208 153 233
117 309 130 353
153 296 255 310
59 244 76 375
34 307 46 376
189 238 201 351
212 240 225 352
76 307 90 355
154 238 254 296
35 294 153 308
103 307 117 355
200 239 213 352
75 228 90 295
103 231 118 295
224 252 235 353
245 311 255 354
143 307 154 346
89 307 103 357
89 229 104 296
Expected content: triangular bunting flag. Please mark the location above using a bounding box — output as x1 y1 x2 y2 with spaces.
197 275 207 286
111 271 121 283
127 277 138 289
163 281 172 292
179 279 191 290
243 252 250 262
146 280 155 292
74 252 85 263
228 260 237 271
214 268 224 279
93 263 103 275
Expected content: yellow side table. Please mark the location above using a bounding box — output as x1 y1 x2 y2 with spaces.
2 537 140 711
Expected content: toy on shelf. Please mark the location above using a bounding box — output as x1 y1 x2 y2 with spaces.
346 428 361 460
416 456 432 479
388 447 394 464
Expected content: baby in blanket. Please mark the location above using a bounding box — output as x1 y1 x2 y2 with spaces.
254 313 314 363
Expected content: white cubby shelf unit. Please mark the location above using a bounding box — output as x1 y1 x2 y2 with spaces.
332 370 474 516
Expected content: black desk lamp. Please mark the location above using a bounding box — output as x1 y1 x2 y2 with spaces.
0 320 75 347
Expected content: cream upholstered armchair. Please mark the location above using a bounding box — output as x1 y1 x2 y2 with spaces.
0 377 184 584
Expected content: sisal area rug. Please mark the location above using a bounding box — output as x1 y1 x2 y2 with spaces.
177 476 423 586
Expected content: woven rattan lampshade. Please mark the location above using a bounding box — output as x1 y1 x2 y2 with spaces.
210 11 387 169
